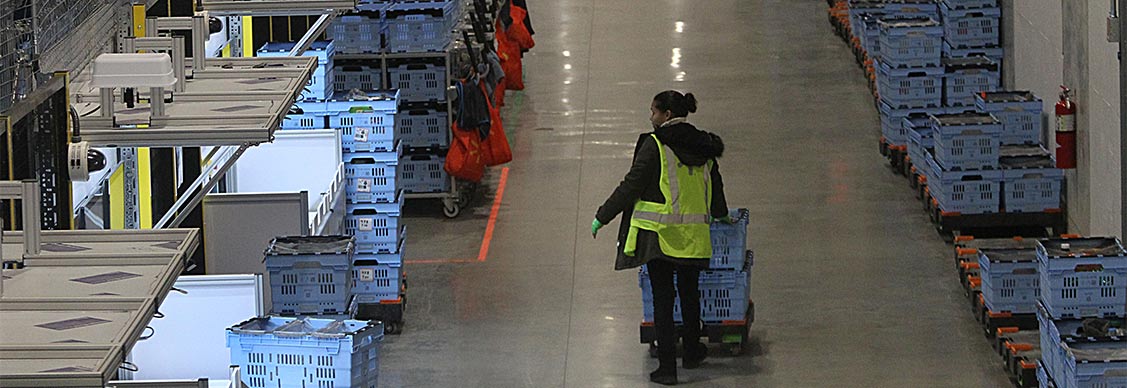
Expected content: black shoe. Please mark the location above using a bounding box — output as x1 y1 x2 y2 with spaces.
683 343 708 369
649 367 678 386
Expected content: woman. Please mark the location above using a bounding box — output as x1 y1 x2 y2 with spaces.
592 90 728 385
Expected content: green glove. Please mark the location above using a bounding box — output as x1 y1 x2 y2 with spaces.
591 219 604 238
712 215 733 224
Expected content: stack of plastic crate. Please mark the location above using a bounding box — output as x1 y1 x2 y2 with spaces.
385 0 462 53
1035 237 1127 387
227 316 384 388
978 248 1040 315
925 112 1003 215
976 91 1064 214
319 90 408 330
389 57 453 195
639 209 753 325
940 0 1002 67
942 56 999 107
258 41 337 130
263 236 357 316
331 1 392 55
875 17 945 158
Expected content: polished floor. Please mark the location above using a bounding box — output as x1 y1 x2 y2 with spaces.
386 0 1014 386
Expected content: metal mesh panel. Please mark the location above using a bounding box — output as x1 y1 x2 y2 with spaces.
0 0 17 112
33 0 98 55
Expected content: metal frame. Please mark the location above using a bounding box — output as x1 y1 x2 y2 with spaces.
0 228 200 388
0 180 42 261
196 0 358 16
333 50 465 212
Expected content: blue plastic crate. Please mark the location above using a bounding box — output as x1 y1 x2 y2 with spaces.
385 0 459 53
264 236 356 315
258 41 335 101
345 149 400 203
978 248 1040 314
976 91 1045 145
397 103 449 147
325 93 399 152
1036 361 1056 388
399 151 450 193
849 0 940 36
931 112 1002 170
942 41 1003 62
331 10 388 54
345 200 404 254
860 15 882 58
281 100 331 130
1037 237 1127 319
1039 303 1127 388
943 0 998 9
877 63 943 109
941 2 1001 48
334 62 383 92
640 253 752 323
925 155 1002 214
353 248 404 301
387 58 447 102
1058 337 1127 388
879 103 946 147
710 208 750 271
943 57 1000 107
1003 167 1063 213
878 18 943 68
905 116 935 168
227 316 383 388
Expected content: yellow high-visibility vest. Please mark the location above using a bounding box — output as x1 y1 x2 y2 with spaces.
624 134 713 259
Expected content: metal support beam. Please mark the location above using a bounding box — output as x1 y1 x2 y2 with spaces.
120 148 140 229
289 12 338 57
0 180 43 260
154 144 248 229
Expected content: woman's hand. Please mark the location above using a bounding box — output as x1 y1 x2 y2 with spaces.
591 219 604 238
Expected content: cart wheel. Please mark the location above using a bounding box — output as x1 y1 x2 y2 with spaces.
648 342 658 358
728 343 743 356
443 202 461 219
385 322 402 335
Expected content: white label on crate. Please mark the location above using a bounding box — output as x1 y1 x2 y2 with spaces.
358 218 374 231
359 268 375 282
355 127 370 142
357 178 372 193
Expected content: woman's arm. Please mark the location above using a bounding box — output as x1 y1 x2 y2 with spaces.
596 135 658 224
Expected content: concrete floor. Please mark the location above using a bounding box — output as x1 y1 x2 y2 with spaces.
386 0 1015 386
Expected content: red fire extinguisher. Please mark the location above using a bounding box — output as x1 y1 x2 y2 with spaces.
1055 86 1077 169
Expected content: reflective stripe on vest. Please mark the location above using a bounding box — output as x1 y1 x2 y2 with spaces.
623 134 713 259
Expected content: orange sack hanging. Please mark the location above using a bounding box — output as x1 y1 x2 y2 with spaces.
445 122 486 182
480 82 512 166
496 4 535 92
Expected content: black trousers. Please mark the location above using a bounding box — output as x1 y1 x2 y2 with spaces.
647 259 702 368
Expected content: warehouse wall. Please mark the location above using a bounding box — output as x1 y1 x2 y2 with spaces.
1006 0 1122 236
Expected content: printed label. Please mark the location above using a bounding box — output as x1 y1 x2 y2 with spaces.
355 127 369 142
357 178 372 193
360 268 375 282
358 218 374 231
1058 116 1076 132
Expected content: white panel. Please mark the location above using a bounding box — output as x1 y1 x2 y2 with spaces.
1086 2 1123 236
127 275 263 381
232 129 341 211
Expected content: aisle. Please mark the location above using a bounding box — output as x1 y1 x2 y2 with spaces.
385 0 1014 386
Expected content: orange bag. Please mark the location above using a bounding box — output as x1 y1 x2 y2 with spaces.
445 122 486 182
480 83 512 166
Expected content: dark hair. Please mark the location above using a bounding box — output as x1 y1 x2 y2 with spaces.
652 90 698 118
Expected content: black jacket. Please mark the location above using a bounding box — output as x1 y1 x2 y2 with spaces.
596 122 728 270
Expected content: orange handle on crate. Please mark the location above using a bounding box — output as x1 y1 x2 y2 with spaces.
954 236 975 243
957 248 979 257
960 262 981 270
968 276 982 288
1007 343 1033 354
997 327 1020 335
